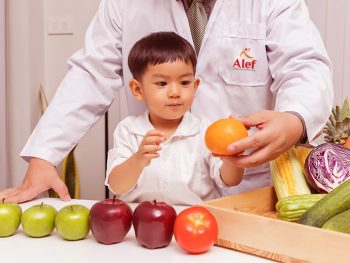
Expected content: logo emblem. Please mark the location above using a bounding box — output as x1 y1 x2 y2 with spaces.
233 48 257 71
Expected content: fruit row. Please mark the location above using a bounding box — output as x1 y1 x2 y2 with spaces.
0 197 218 254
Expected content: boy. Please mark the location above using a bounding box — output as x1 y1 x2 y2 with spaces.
105 32 244 205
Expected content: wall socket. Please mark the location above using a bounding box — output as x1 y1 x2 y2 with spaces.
47 17 74 35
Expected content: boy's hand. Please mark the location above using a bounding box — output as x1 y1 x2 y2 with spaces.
0 158 71 203
222 110 303 168
135 130 165 167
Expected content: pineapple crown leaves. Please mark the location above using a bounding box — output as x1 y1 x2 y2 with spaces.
326 97 350 125
336 97 350 122
324 97 350 144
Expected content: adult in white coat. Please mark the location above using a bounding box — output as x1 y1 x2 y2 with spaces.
0 0 333 203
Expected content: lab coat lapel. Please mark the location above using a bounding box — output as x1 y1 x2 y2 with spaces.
171 0 194 47
200 0 224 55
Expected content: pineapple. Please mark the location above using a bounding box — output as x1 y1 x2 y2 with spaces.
324 98 350 145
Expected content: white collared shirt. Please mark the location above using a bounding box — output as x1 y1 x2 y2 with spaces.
105 111 226 205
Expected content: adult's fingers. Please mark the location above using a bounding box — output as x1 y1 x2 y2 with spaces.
222 145 276 168
236 111 267 128
0 188 20 202
227 128 272 155
2 187 39 203
50 176 71 201
0 187 17 198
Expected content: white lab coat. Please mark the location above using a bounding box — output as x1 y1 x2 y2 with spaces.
21 0 333 195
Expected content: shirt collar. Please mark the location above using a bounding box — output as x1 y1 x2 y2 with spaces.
130 111 201 138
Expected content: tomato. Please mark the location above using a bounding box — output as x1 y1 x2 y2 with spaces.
173 206 218 254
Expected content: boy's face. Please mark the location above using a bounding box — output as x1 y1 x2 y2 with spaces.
130 60 199 124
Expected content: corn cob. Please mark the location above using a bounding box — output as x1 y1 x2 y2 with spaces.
293 146 311 170
270 148 311 200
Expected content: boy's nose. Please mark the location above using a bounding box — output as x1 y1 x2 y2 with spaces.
168 84 180 97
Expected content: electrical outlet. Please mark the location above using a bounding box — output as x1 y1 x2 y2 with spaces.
47 17 74 35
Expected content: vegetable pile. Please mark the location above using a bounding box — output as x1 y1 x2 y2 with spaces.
271 98 350 235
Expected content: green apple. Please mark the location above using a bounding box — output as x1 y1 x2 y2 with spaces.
55 204 90 241
0 199 22 237
21 202 57 237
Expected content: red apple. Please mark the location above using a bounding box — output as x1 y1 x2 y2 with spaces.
133 200 177 249
89 196 133 244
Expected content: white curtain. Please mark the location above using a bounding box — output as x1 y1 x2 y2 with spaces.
0 0 8 189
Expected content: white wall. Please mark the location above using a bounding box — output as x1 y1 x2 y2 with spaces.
306 0 350 104
0 0 7 190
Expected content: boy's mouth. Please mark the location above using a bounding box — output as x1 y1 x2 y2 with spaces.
166 102 183 107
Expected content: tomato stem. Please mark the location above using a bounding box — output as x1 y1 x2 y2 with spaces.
113 195 116 204
2 198 4 204
153 200 157 205
40 202 44 208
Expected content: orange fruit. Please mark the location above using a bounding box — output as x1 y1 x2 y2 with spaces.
205 118 248 155
344 136 350 149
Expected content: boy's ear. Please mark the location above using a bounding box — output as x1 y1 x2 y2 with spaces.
193 77 200 91
129 79 144 101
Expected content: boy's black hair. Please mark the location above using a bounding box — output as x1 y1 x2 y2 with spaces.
128 32 197 80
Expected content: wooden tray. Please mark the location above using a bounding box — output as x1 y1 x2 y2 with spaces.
200 186 350 263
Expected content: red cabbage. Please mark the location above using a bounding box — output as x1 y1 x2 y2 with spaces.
304 143 350 193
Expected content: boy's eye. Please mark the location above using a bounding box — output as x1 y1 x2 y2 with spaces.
155 81 167 86
180 80 191 86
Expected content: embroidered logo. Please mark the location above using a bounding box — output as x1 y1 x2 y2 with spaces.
233 48 257 71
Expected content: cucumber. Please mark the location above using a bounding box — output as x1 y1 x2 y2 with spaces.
299 179 350 227
277 210 306 222
322 209 350 234
276 194 325 222
276 194 325 211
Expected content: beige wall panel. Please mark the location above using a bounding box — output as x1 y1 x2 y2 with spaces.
0 0 7 189
325 0 347 105
343 1 350 100
44 0 103 200
6 0 104 200
306 0 327 42
6 0 45 188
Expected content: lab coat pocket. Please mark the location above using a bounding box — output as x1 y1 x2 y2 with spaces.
220 22 270 87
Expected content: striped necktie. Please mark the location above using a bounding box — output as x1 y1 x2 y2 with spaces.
187 0 208 54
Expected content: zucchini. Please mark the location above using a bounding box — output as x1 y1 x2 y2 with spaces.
276 194 325 222
299 179 350 227
322 209 350 234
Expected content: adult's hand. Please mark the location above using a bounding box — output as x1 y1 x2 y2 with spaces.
222 110 304 168
0 158 71 203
